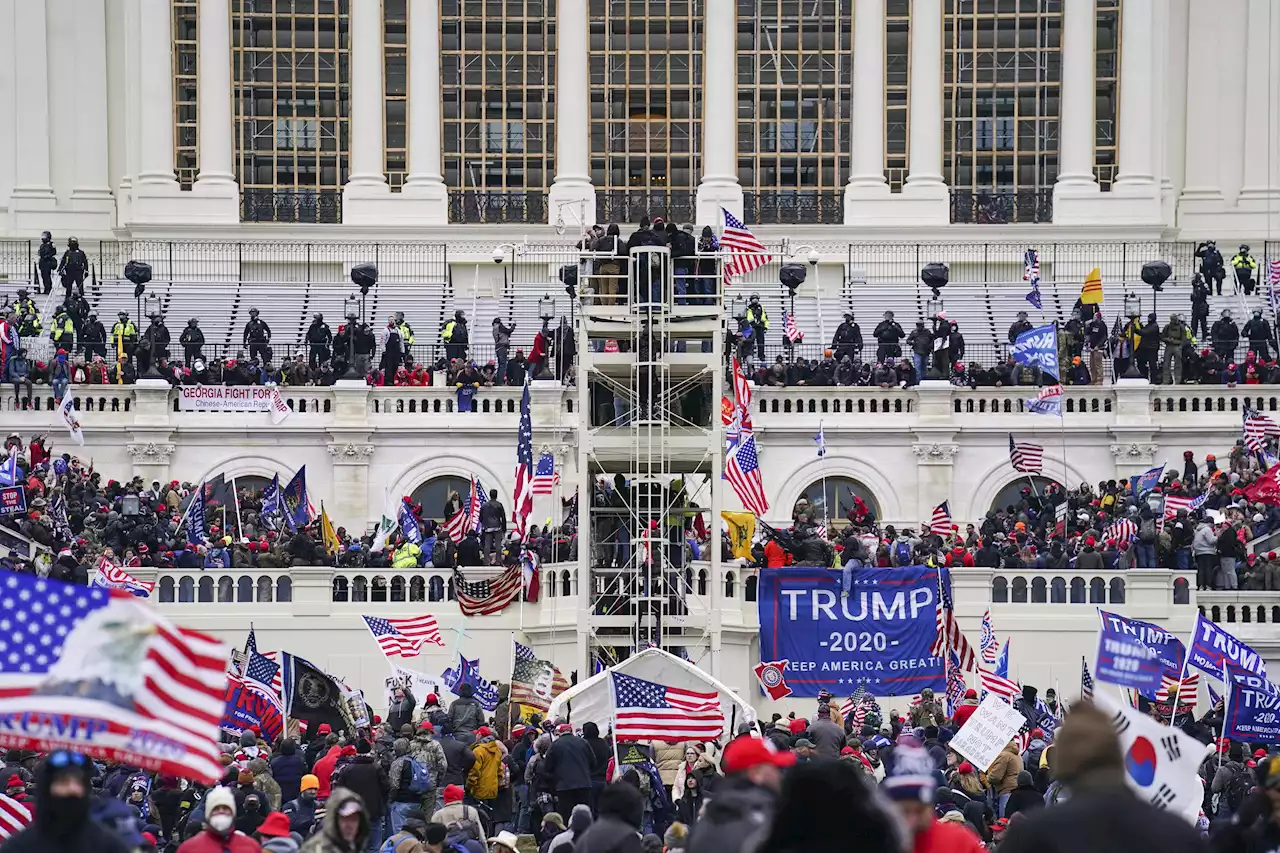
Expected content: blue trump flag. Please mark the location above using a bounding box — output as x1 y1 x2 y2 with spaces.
398 501 423 545
280 467 311 530
1225 670 1280 743
1188 612 1268 679
1095 610 1166 693
442 656 500 711
260 475 280 529
1129 465 1165 499
184 487 206 544
995 640 1010 679
758 565 944 697
1010 323 1059 379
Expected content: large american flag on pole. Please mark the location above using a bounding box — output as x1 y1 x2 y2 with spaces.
726 434 769 516
979 667 1020 700
91 556 156 598
1008 434 1044 474
0 571 229 783
931 566 976 671
611 671 725 742
1243 406 1280 453
0 793 31 840
720 209 770 285
443 477 486 544
1080 656 1095 701
361 615 444 657
783 310 802 344
513 379 534 539
930 501 953 536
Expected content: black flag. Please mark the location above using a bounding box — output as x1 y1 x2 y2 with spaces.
283 654 349 732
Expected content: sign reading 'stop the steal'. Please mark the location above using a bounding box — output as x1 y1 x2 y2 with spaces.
758 566 945 698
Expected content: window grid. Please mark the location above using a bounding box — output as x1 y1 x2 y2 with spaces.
943 0 1063 196
173 1 199 188
590 0 702 221
1094 0 1120 189
231 0 351 217
440 0 557 202
735 0 852 208
886 0 909 190
385 0 408 189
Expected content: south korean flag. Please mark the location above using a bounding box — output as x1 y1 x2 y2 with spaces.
1095 691 1212 823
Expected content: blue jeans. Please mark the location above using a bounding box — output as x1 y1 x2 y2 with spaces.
496 348 509 384
514 783 529 833
674 265 690 304
389 801 418 835
1136 542 1156 567
840 559 862 596
999 792 1011 817
913 353 927 381
1176 547 1191 571
366 815 384 852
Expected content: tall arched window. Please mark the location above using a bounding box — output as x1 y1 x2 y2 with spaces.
411 476 473 522
793 477 880 526
988 478 1062 514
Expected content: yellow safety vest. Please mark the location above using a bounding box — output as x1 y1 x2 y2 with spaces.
398 322 415 346
442 320 456 342
392 543 421 568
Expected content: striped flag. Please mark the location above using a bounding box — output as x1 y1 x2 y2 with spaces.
442 477 484 544
259 650 284 697
783 310 802 344
1081 657 1094 701
720 209 771 285
510 640 569 713
0 793 31 840
513 380 534 539
1104 518 1137 543
930 566 976 671
1155 671 1200 705
726 434 769 517
946 650 967 716
840 684 870 719
0 570 229 784
454 565 523 616
1008 434 1044 474
361 615 443 657
532 453 560 495
612 671 725 742
979 610 998 665
1024 249 1042 310
979 667 1020 700
90 555 155 598
930 501 953 536
1243 406 1280 453
1270 259 1280 289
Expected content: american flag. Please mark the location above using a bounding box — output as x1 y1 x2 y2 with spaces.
612 671 725 742
455 565 523 616
726 434 770 516
443 477 486 544
720 208 770 285
243 649 281 699
0 792 31 840
931 566 976 670
980 609 998 665
783 310 802 344
244 629 283 697
532 453 560 495
361 615 443 657
259 650 284 697
91 555 155 598
1008 434 1044 474
946 650 967 717
0 571 228 783
1270 259 1280 289
732 357 754 433
510 641 569 713
930 501 953 536
1104 518 1137 543
1080 657 1094 701
1243 406 1280 453
839 684 870 719
513 380 534 539
1155 671 1200 705
979 667 1020 700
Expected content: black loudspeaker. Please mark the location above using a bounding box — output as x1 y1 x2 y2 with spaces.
920 262 949 291
1141 260 1171 292
124 260 152 286
780 263 807 292
351 263 378 295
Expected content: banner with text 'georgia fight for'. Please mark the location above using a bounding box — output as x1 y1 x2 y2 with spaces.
758 566 944 698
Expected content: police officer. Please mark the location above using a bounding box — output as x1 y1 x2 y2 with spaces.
831 312 862 362
1232 244 1259 296
873 310 905 363
81 312 107 360
180 318 205 367
243 307 272 364
1243 308 1277 361
395 311 415 366
1211 308 1240 363
111 311 138 361
1008 310 1034 344
305 313 332 370
13 289 39 337
1190 272 1211 339
441 309 468 362
1195 240 1226 295
140 310 170 374
57 236 88 299
746 294 769 361
37 231 57 295
49 306 75 352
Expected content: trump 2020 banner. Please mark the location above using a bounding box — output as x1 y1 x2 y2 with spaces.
221 675 285 745
1188 613 1267 679
758 566 944 697
1225 672 1280 743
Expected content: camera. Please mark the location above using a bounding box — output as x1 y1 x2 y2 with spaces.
807 249 820 266
492 247 506 264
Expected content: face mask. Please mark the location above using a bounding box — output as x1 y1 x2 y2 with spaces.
45 794 89 828
209 813 234 833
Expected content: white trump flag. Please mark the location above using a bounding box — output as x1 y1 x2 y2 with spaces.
1095 691 1212 823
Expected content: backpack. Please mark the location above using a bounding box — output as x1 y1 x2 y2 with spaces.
380 831 416 853
405 756 431 794
431 538 453 568
1139 518 1157 543
893 540 912 566
1225 765 1253 814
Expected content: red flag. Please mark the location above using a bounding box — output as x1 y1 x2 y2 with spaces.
1244 465 1280 505
754 659 793 700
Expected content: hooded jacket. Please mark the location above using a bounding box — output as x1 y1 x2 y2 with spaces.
467 737 506 801
333 752 389 820
986 742 1024 795
271 743 308 804
573 782 644 853
448 686 485 735
686 775 776 853
299 787 369 853
2 758 131 853
313 745 344 799
408 731 448 791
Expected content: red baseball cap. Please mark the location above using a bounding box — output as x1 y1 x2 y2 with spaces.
417 721 434 732
722 737 797 774
256 812 291 838
317 723 332 735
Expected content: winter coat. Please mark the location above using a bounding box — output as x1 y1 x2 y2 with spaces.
313 746 343 798
439 737 475 788
282 794 319 837
543 733 596 792
647 741 686 786
175 829 262 853
467 739 505 801
952 698 980 729
808 718 845 760
299 788 369 853
409 733 448 792
333 754 389 820
271 752 307 805
249 758 283 811
986 743 1024 795
388 691 417 733
1003 778 1045 820
686 777 775 853
997 785 1203 853
448 696 485 735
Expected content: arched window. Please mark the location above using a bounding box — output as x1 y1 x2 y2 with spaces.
198 576 214 602
447 576 457 601
277 576 292 602
428 576 445 602
371 575 388 603
352 576 368 602
561 570 572 597
545 571 556 597
1031 577 1047 603
746 575 758 602
159 577 175 603
179 576 195 602
218 576 234 603
725 572 736 598
237 576 254 602
257 576 274 602
1050 577 1066 603
1109 578 1126 604
1011 577 1028 603
410 577 426 602
1069 577 1086 603
991 577 1008 603
697 569 708 596
988 477 1062 514
410 476 474 522
333 576 349 602
391 576 406 602
1089 577 1106 604
793 477 880 526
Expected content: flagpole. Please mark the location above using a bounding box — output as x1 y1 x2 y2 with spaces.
818 420 830 530
174 478 205 538
1219 660 1230 770
1080 655 1086 702
609 670 621 781
231 477 243 540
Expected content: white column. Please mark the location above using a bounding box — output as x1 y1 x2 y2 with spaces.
345 0 389 192
194 0 237 191
1178 0 1223 204
1112 0 1155 189
1238 0 1280 204
694 0 742 225
70 0 113 199
902 0 945 196
402 0 448 219
547 0 595 226
1053 0 1098 191
844 0 888 197
135 0 178 189
9 0 54 200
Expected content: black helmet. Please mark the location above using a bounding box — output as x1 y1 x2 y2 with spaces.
41 231 51 241
67 237 78 248
187 318 198 326
249 307 259 316
1240 244 1250 253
